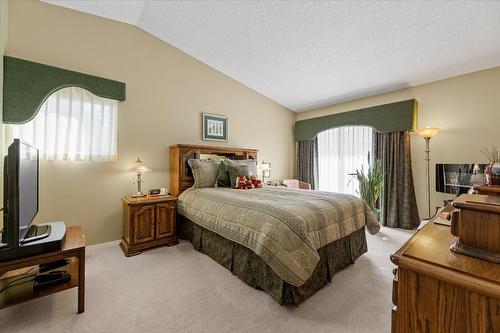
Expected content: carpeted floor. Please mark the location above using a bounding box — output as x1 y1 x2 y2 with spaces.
0 226 413 333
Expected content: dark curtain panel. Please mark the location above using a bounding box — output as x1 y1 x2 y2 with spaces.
296 138 319 190
374 132 420 229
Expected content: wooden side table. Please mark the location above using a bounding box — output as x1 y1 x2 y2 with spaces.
0 226 86 314
120 195 178 256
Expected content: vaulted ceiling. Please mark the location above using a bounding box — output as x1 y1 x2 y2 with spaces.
43 1 500 112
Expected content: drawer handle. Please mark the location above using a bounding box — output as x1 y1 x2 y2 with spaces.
392 275 399 306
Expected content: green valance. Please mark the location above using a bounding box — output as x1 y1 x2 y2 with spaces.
3 56 126 124
295 99 418 141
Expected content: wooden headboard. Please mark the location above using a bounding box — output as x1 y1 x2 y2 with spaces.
169 144 258 197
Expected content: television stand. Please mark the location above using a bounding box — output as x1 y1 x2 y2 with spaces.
0 226 86 313
0 221 66 262
21 225 51 244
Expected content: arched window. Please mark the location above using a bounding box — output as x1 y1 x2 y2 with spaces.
5 86 118 161
317 126 373 195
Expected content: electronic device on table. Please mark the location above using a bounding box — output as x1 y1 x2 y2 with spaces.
0 139 66 262
435 163 488 195
0 260 71 295
148 188 167 196
33 271 71 291
39 258 70 273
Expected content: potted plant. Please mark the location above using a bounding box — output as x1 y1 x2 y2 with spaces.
349 154 384 221
481 147 500 185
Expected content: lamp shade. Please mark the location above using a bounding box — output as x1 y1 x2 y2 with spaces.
414 127 440 138
129 157 151 173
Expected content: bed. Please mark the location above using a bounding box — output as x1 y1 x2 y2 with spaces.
170 144 380 305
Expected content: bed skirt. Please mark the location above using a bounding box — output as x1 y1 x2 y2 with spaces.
177 215 368 305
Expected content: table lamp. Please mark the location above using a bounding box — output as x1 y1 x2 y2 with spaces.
414 127 440 219
129 157 151 197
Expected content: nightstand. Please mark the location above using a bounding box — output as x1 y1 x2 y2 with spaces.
120 195 178 257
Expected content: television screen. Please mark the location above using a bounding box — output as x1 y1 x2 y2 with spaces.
435 163 488 195
18 141 39 241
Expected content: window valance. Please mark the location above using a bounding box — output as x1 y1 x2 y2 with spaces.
3 56 126 124
295 99 418 141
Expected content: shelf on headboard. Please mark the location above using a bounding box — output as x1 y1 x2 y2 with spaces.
169 144 258 197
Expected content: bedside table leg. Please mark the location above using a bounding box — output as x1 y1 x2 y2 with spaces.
77 249 85 314
166 238 179 246
125 251 142 257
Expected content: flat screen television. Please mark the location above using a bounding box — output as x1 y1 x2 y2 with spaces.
2 139 39 247
435 163 488 195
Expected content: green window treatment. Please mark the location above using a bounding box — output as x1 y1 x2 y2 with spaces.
3 56 126 124
295 99 418 141
295 100 420 229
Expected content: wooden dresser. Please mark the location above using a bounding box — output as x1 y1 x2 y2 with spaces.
390 205 500 333
120 196 178 256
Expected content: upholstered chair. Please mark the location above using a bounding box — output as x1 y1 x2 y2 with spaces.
281 179 312 190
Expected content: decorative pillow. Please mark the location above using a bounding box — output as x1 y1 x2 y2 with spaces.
215 161 232 188
215 159 258 188
238 159 258 176
227 164 252 188
187 159 221 188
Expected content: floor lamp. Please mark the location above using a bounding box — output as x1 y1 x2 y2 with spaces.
414 127 441 219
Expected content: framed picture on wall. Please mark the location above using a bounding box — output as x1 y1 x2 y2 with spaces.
202 113 227 141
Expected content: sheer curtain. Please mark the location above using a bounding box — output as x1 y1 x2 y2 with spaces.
317 126 373 195
5 87 118 161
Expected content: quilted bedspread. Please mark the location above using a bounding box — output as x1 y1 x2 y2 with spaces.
178 187 380 286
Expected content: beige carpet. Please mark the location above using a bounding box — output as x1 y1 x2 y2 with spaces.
0 226 413 333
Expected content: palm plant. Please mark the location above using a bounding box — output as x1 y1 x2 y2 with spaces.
349 154 384 214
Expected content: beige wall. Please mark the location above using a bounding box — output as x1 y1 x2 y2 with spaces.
297 66 500 219
6 1 295 244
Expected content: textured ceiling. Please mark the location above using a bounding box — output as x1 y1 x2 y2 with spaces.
43 1 500 112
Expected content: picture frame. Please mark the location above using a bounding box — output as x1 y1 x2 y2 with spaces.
202 113 228 141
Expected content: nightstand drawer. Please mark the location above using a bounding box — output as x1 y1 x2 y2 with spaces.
120 196 178 256
156 203 176 239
